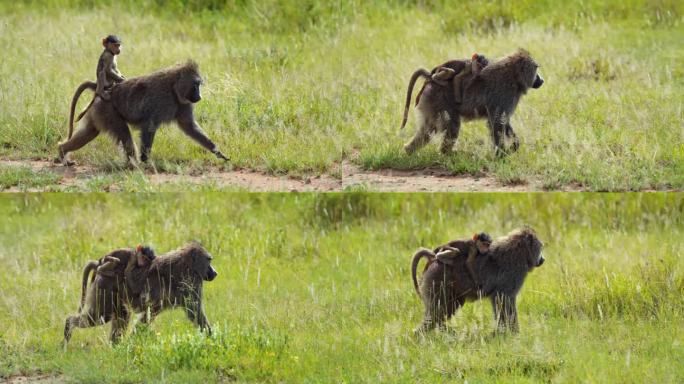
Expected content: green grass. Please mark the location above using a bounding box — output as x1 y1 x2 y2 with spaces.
0 193 682 382
0 165 62 191
0 1 682 190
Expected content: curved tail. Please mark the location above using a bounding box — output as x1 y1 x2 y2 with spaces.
411 248 436 297
79 260 98 311
68 81 97 139
400 68 431 130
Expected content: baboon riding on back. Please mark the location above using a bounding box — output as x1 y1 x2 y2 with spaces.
57 60 229 166
401 50 544 156
411 227 545 333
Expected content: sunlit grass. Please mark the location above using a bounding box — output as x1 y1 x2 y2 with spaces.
0 1 681 190
0 193 682 382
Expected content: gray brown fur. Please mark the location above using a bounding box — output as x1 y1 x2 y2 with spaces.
402 50 544 156
95 49 125 100
58 60 229 166
411 227 545 333
63 242 218 346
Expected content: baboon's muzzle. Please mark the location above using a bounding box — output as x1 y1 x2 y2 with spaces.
532 74 544 89
206 266 217 281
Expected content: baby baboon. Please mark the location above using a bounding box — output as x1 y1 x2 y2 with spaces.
411 233 490 295
125 245 156 296
412 227 544 333
64 242 217 345
402 49 544 155
59 60 229 166
428 53 490 104
465 232 492 287
96 34 126 101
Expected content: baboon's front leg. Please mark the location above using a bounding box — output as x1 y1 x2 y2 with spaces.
505 123 520 152
186 305 212 335
139 125 158 162
136 303 161 327
177 110 229 161
492 293 518 332
487 109 507 157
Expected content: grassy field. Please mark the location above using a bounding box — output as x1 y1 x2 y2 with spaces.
0 193 682 382
0 1 682 191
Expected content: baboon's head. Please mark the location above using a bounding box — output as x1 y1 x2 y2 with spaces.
519 227 544 269
514 50 544 91
494 227 545 270
175 60 203 104
187 242 218 282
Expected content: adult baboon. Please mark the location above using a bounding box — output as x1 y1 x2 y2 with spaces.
402 50 544 155
411 227 544 333
57 60 229 166
64 242 218 346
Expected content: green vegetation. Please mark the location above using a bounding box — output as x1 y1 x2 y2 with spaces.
0 193 682 382
0 164 62 191
0 1 682 190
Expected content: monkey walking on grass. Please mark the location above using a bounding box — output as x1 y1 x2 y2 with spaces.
401 50 544 155
411 227 545 333
64 242 218 345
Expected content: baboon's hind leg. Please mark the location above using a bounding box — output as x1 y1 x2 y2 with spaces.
57 120 100 165
109 119 138 166
440 111 461 155
63 312 103 345
404 112 432 154
109 306 130 344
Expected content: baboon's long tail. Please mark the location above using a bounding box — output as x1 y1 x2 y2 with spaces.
411 248 436 297
400 69 431 130
68 81 97 139
79 261 98 311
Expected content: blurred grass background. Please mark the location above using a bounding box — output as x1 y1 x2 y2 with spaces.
0 193 682 382
0 0 682 190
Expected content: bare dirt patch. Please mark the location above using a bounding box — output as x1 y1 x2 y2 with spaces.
1 159 572 192
341 162 549 192
4 373 67 383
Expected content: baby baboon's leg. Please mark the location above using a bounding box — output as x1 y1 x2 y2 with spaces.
404 112 432 154
431 67 456 86
58 121 100 164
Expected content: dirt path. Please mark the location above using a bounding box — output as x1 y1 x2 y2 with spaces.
1 159 549 192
